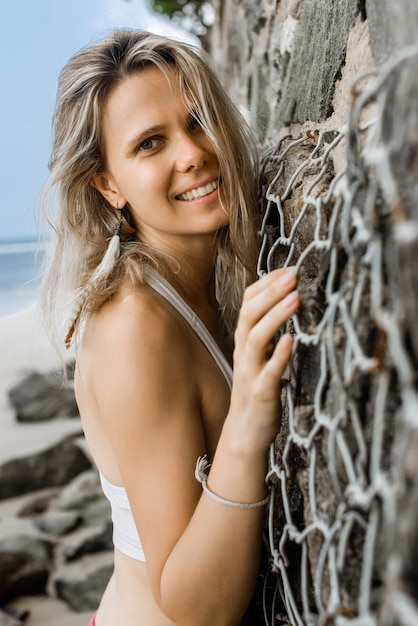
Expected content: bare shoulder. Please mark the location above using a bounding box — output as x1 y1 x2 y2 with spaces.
78 281 199 424
83 282 191 365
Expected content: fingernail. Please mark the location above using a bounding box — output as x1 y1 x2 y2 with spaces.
278 269 297 287
282 290 299 308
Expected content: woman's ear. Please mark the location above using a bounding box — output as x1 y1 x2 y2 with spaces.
91 172 127 209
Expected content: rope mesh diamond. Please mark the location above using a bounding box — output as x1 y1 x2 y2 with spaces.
257 48 418 626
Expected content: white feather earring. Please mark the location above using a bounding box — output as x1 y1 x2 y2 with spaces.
89 211 123 286
65 210 123 349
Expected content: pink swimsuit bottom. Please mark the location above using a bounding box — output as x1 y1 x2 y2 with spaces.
88 611 97 626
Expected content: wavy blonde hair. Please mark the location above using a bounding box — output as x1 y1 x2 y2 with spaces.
41 28 259 353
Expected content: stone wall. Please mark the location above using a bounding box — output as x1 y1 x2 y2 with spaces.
210 2 418 625
212 0 418 140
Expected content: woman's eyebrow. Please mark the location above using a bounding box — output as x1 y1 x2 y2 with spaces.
125 123 168 155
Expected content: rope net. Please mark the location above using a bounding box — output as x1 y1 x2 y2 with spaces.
257 48 418 626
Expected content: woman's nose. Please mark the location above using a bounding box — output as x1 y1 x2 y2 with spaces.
175 133 206 172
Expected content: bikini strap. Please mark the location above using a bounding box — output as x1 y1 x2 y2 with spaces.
143 269 233 389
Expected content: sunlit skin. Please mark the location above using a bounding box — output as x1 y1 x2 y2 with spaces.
74 64 300 626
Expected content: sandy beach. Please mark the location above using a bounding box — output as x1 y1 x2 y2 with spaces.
0 304 96 625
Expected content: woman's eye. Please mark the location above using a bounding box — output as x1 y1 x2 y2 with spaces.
139 137 160 151
188 115 203 132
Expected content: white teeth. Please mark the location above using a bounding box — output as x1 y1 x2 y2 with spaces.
177 179 218 201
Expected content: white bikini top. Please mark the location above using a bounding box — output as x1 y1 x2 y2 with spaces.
99 270 233 562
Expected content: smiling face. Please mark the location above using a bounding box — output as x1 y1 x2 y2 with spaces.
92 65 228 256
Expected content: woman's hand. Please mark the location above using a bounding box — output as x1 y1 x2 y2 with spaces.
227 267 299 452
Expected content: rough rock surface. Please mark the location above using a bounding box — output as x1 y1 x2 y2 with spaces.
53 469 104 511
212 0 418 137
0 437 91 500
8 363 78 422
366 0 418 65
54 564 114 612
62 522 113 562
0 535 54 604
31 511 82 537
278 0 359 123
0 366 113 617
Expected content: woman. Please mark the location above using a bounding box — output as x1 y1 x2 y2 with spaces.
41 29 299 626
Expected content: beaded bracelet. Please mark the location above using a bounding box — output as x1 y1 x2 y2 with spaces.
195 456 270 509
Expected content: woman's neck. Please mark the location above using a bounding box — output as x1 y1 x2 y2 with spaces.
141 232 219 309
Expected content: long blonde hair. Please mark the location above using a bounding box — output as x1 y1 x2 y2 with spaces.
41 28 259 353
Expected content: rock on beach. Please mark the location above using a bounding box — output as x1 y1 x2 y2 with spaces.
0 307 113 625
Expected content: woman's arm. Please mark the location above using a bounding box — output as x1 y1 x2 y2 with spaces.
89 267 298 626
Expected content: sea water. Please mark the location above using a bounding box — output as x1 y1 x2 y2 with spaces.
0 240 45 318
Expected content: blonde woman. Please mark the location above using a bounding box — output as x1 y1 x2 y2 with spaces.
42 29 299 626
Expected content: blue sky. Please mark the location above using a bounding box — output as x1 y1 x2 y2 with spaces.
0 0 197 242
